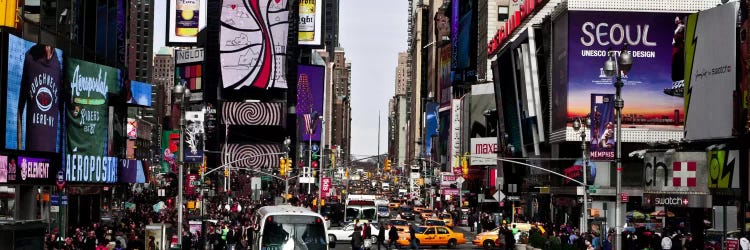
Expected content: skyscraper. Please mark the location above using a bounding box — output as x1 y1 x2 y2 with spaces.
128 0 154 83
153 47 174 123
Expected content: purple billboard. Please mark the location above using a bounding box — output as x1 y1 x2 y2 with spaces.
567 11 685 130
590 94 615 161
297 65 325 141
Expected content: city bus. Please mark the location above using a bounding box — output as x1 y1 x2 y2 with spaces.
252 205 335 250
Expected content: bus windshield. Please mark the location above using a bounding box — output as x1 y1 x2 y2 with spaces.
261 215 327 250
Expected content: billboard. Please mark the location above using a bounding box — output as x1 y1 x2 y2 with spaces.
470 83 496 138
589 94 615 161
450 99 463 171
176 48 204 92
424 102 438 156
127 81 152 107
470 137 497 166
297 65 325 141
684 2 739 140
220 0 289 90
707 150 739 189
298 0 323 46
567 11 685 131
439 45 452 107
161 130 180 173
221 144 282 169
65 58 120 183
183 111 204 163
5 34 63 153
120 159 146 184
222 102 285 126
0 155 61 185
321 177 331 198
643 151 707 193
451 0 477 84
166 0 207 45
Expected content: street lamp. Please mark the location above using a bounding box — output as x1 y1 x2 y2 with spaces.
572 117 590 233
172 84 190 247
603 46 633 250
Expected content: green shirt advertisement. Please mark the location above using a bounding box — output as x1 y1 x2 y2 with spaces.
65 58 120 183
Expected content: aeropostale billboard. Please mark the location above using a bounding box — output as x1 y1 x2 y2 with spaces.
566 11 685 134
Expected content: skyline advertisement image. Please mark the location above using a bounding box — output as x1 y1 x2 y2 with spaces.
567 11 685 130
5 34 63 153
297 65 325 142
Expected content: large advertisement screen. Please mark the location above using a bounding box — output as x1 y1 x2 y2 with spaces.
166 0 208 45
684 2 738 140
161 130 180 173
567 11 685 130
0 155 61 185
297 65 325 141
220 0 289 90
451 0 477 84
424 102 438 156
298 0 323 46
128 81 152 107
5 34 63 153
65 59 120 183
439 45 452 107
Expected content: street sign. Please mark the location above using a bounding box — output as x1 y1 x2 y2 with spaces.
51 206 60 213
56 170 65 190
493 191 506 201
621 192 629 202
51 195 59 205
507 196 521 201
456 177 465 184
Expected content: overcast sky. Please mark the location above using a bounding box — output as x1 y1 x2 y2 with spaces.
153 1 408 157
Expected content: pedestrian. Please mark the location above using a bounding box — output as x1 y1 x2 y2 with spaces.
377 223 386 250
741 233 750 250
661 231 672 250
352 222 363 250
388 224 399 250
468 214 475 232
408 224 418 250
363 222 372 249
504 226 515 250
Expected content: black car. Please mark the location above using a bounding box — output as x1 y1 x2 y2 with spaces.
400 206 415 220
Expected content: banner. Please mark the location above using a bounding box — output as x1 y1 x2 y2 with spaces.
321 177 331 198
451 0 477 83
684 2 739 140
127 118 138 139
65 58 120 183
162 130 181 173
298 0 323 46
589 94 615 161
450 99 463 170
567 11 685 131
166 0 207 45
186 174 199 195
220 0 289 89
5 34 63 153
425 102 438 156
120 159 146 184
440 172 457 187
297 65 325 141
183 111 204 163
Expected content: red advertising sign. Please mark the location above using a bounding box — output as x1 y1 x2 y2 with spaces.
621 192 629 203
321 177 331 198
726 238 738 250
186 174 198 195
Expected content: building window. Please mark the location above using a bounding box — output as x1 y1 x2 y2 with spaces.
498 6 509 21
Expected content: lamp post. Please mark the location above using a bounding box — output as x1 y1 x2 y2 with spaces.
603 46 633 250
173 84 191 246
573 117 590 233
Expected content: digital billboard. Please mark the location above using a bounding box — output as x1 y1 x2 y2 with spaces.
567 11 685 131
684 2 739 140
5 34 63 153
220 0 289 90
297 65 325 141
451 0 477 84
0 155 61 185
589 94 615 161
439 45 452 107
424 102 438 156
166 0 207 45
298 0 323 46
120 159 146 184
65 58 120 183
127 81 152 107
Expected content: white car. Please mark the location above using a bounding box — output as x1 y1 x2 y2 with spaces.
328 222 379 243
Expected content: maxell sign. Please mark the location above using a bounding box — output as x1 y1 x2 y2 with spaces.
470 137 497 166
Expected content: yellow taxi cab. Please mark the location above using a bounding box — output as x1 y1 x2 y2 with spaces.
389 218 410 232
388 201 401 209
397 226 467 248
439 213 454 228
419 209 434 220
472 227 501 249
413 206 426 214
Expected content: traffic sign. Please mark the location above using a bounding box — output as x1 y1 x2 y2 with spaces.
620 192 629 202
56 170 65 190
456 177 465 184
507 196 521 201
493 191 506 201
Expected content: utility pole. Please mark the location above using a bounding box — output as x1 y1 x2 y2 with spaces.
378 111 381 172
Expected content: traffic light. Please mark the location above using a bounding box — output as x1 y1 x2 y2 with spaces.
279 157 287 177
285 158 292 176
417 178 424 186
224 166 230 177
384 159 391 172
461 156 469 177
